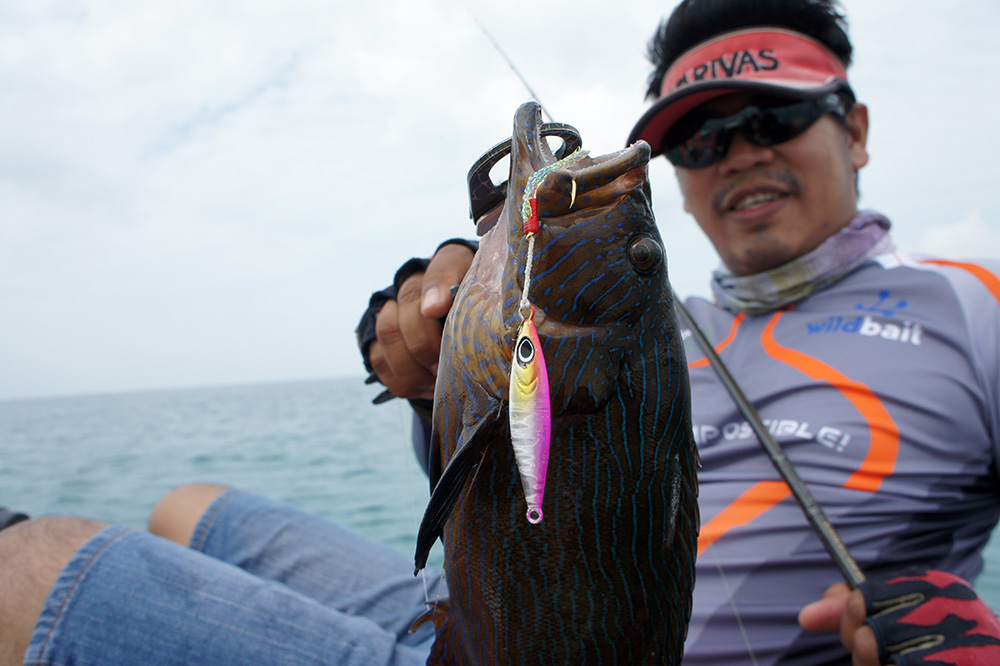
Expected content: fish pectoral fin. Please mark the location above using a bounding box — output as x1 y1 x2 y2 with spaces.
413 403 507 575
408 597 452 634
412 598 465 666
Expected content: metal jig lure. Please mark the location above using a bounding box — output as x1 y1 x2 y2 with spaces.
508 148 587 524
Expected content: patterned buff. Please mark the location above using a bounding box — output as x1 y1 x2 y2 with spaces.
862 568 1000 665
711 211 894 315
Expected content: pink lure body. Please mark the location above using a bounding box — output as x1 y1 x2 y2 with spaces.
508 316 551 523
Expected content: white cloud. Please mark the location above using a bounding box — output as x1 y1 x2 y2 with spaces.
914 210 1000 259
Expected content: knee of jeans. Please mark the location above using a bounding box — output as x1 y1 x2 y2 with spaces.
148 483 230 547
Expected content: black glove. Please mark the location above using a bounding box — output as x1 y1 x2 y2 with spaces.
355 239 478 375
862 567 1000 665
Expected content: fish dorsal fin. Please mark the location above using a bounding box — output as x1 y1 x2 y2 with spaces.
414 403 507 574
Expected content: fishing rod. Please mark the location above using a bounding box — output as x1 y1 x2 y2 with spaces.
467 8 866 590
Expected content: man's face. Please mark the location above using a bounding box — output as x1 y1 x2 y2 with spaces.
673 92 870 276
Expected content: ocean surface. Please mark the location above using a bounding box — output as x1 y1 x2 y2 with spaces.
2 376 999 607
0 378 440 565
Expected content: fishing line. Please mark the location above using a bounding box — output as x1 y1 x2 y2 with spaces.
421 566 447 610
519 235 537 316
465 8 555 123
710 548 760 666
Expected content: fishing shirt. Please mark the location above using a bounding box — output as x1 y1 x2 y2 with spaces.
681 251 1000 665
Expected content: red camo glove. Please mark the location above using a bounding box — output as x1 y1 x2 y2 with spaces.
862 568 1000 665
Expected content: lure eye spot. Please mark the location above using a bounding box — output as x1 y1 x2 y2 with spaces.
627 234 663 275
516 337 535 367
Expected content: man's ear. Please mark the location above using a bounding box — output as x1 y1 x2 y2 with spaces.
846 102 870 170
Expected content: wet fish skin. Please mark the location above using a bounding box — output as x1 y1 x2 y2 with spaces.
417 101 698 665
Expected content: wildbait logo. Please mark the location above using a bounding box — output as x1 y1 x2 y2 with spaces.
806 291 923 345
671 49 779 90
806 316 924 345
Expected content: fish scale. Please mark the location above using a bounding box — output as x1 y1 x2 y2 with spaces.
414 102 698 665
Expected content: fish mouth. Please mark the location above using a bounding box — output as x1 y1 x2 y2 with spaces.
511 102 651 228
533 146 651 226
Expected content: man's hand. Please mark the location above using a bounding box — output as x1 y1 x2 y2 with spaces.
800 568 1000 665
369 243 474 400
800 582 880 665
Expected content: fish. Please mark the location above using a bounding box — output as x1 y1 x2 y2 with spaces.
413 101 699 666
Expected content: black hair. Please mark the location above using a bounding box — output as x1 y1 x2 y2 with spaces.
645 0 853 99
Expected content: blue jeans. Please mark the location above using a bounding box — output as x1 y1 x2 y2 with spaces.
23 490 442 665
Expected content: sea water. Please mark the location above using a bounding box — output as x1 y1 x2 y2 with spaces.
2 376 999 607
0 378 434 561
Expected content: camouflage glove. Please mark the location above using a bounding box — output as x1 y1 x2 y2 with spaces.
862 568 1000 665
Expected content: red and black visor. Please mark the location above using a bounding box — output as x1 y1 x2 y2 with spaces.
628 28 854 157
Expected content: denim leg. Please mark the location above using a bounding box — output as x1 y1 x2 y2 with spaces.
23 497 442 665
189 489 446 645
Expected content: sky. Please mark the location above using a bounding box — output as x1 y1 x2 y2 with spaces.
2 0 999 400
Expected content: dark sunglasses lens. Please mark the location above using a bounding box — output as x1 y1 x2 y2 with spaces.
748 101 824 146
666 126 730 168
665 96 840 168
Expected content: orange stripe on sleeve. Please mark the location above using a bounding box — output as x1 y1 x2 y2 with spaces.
761 310 899 493
688 313 746 369
918 259 1000 305
698 480 791 556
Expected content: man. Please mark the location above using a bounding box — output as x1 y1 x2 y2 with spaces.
1 2 997 666
363 0 1000 664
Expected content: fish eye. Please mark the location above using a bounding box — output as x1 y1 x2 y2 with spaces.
515 337 535 366
627 234 663 275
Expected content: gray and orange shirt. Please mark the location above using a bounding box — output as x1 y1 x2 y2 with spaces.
680 252 1000 665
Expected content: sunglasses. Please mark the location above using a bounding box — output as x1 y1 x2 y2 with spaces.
663 93 848 168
